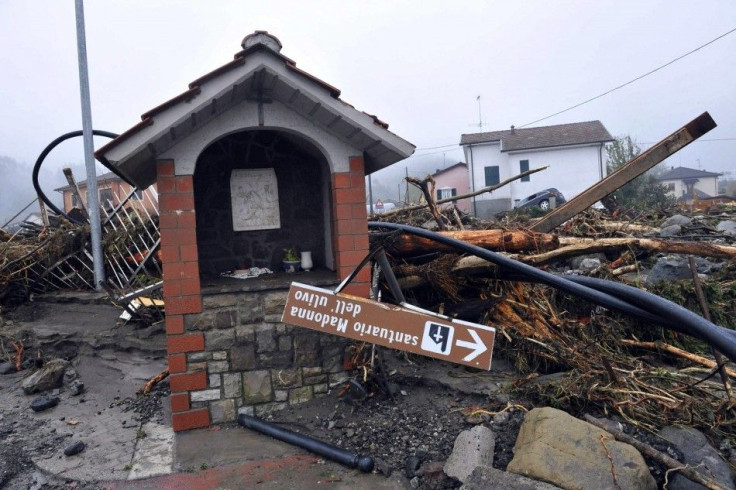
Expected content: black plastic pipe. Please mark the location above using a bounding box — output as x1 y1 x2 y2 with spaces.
32 130 118 224
238 413 374 473
368 221 736 363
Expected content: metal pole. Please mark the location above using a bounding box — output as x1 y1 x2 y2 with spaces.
75 0 105 289
367 175 374 214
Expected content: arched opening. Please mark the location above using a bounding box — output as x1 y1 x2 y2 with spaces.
193 130 331 278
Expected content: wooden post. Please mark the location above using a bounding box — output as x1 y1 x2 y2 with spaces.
530 112 717 233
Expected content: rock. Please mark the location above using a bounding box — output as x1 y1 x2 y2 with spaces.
31 396 60 412
373 457 393 476
658 426 735 490
63 367 79 384
406 456 421 478
22 359 69 394
63 441 86 456
69 380 85 396
646 255 718 286
507 407 656 490
0 361 16 374
409 476 420 488
717 220 736 236
659 224 682 237
444 425 495 482
577 258 601 272
662 214 692 227
461 466 562 489
570 254 606 270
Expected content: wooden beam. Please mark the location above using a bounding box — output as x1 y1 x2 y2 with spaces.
530 112 717 233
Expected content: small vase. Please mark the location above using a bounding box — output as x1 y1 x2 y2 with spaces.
300 251 313 272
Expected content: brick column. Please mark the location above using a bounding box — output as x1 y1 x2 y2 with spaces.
157 159 210 431
331 156 371 297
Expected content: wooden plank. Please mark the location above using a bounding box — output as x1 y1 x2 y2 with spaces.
530 112 717 233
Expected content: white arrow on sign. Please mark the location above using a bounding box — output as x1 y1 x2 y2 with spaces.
456 329 487 362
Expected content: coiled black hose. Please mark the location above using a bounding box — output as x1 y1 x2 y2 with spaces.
32 130 119 224
368 221 736 362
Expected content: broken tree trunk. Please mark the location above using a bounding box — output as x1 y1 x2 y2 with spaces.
514 237 736 265
530 112 717 233
406 176 447 230
373 229 559 257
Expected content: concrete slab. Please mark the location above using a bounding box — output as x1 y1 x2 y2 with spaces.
128 422 175 480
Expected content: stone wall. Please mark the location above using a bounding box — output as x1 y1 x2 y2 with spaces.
194 131 327 278
178 288 349 423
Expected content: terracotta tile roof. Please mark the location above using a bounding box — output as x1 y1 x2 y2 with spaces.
657 166 722 180
54 171 120 192
460 120 613 151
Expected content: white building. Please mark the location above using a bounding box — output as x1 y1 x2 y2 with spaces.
656 166 721 200
460 121 613 217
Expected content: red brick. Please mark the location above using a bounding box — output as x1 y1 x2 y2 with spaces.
160 245 180 263
333 173 351 189
166 296 202 315
338 264 371 282
166 315 185 335
163 279 182 299
159 213 178 230
180 278 201 296
161 194 195 212
157 160 175 177
335 203 351 221
168 261 199 280
339 250 368 267
353 234 369 251
167 333 204 354
177 212 197 230
170 393 190 413
336 188 365 205
157 176 176 194
337 235 354 252
170 371 207 393
176 176 193 193
180 244 198 262
168 354 187 373
172 408 210 432
349 156 364 172
173 228 198 246
350 172 366 189
341 282 370 298
159 228 176 248
351 204 368 220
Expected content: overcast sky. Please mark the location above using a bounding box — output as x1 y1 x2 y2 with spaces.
1 0 735 188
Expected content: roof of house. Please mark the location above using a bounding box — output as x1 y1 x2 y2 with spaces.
460 120 613 152
679 189 713 200
656 166 722 181
431 162 467 178
54 171 120 192
95 31 414 187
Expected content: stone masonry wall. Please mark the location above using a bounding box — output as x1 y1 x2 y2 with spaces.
181 289 350 423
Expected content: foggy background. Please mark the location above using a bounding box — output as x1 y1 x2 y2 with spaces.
1 1 734 223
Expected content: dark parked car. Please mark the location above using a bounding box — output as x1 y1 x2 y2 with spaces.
514 188 566 211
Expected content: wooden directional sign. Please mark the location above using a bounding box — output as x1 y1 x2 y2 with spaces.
282 282 495 370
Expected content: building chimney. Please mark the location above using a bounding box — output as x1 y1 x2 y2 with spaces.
510 125 516 134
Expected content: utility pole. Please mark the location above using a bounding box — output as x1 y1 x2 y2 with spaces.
75 0 105 289
477 95 483 132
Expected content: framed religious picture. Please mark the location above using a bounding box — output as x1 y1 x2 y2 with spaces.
230 168 281 231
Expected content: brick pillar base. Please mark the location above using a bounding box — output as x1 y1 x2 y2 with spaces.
332 156 370 297
157 159 209 431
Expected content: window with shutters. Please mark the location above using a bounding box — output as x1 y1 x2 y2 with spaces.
99 188 114 207
520 160 530 181
484 166 500 186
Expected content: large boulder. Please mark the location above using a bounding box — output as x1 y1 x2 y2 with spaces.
507 407 656 490
662 214 692 228
646 255 721 286
21 359 69 394
716 220 736 236
658 426 735 490
444 425 495 482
